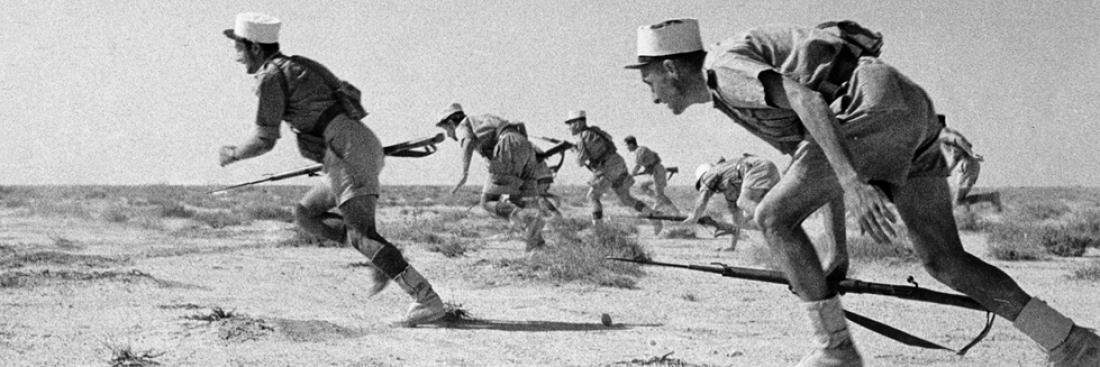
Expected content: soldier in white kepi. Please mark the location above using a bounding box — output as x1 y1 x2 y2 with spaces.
566 110 664 234
625 18 1100 366
435 103 547 251
624 135 681 216
218 12 445 326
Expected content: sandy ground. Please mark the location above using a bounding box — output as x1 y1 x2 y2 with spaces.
1 203 1098 367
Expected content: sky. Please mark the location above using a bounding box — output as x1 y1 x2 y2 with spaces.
1 0 1098 188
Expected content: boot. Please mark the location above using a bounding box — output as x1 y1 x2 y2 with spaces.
1013 297 1099 366
392 266 445 326
796 296 863 367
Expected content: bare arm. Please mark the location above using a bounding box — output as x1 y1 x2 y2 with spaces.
760 71 897 242
683 190 714 224
450 137 477 194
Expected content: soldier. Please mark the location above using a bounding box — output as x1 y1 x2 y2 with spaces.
624 135 681 215
566 110 663 234
434 103 546 251
217 12 444 326
686 155 849 269
938 115 1002 211
625 18 1098 366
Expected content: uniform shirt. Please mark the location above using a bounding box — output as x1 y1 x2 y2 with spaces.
939 127 978 172
703 25 854 154
456 114 521 158
253 54 341 140
633 146 662 172
576 126 617 168
699 155 779 195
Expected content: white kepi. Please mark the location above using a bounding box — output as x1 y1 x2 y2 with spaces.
565 110 586 124
223 12 281 44
625 18 703 69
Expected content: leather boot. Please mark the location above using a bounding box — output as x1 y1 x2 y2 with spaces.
796 296 863 367
1014 297 1099 366
392 266 445 326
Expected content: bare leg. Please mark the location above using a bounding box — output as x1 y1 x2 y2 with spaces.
817 199 848 280
893 176 1031 317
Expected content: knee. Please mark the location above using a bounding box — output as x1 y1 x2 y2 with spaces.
293 203 316 227
754 201 796 235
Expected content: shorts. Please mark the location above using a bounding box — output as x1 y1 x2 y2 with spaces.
724 164 779 204
588 154 634 191
484 131 538 197
829 57 948 188
315 115 383 207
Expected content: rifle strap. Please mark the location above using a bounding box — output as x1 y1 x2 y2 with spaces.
843 309 995 356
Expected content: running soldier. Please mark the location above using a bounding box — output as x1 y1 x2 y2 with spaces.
686 155 849 267
566 110 663 233
625 18 1098 366
624 135 681 215
218 13 444 326
435 103 546 251
938 115 1002 211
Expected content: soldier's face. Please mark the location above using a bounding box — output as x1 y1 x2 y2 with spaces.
234 41 264 74
641 62 688 115
566 120 584 135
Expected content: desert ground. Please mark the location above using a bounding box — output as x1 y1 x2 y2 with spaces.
1 184 1098 367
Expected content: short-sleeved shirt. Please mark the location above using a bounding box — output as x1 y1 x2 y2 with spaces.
576 126 617 169
705 24 946 186
456 114 525 159
253 54 341 140
939 127 977 171
699 155 781 203
633 146 662 172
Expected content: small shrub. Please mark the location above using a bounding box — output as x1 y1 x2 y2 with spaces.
1069 260 1100 281
426 237 468 258
490 221 648 288
986 222 1050 261
1014 201 1071 221
192 211 245 228
1038 227 1090 257
277 227 343 247
184 307 236 322
954 210 989 232
242 203 293 222
158 202 195 218
104 342 163 367
101 205 131 223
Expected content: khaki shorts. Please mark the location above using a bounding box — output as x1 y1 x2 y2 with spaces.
483 131 538 197
300 114 383 210
830 58 948 188
588 154 633 191
724 164 779 204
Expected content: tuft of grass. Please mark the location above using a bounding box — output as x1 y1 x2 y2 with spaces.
845 235 919 263
426 236 468 258
184 307 236 322
659 227 696 239
101 205 131 223
158 202 195 218
681 293 698 302
277 227 344 248
104 342 164 367
491 221 648 288
440 301 473 323
1069 260 1100 281
954 209 990 232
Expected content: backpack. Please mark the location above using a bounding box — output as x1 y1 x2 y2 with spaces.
275 55 368 121
815 20 884 57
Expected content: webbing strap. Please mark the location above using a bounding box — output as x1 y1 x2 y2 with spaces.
844 309 996 356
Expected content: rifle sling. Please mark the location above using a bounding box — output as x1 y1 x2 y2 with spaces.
843 309 995 356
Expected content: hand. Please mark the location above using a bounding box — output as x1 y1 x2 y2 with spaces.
218 146 238 167
842 179 897 243
681 214 699 225
450 176 468 195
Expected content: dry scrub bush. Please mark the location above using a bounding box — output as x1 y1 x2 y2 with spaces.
985 222 1051 261
1070 260 1100 281
492 220 648 288
104 342 163 367
426 236 468 258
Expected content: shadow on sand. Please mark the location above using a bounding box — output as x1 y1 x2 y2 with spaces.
419 318 662 332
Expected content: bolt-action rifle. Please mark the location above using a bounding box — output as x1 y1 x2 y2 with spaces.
606 256 995 356
643 214 738 237
209 133 445 194
535 137 576 173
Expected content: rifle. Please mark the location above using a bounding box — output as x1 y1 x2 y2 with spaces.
606 257 995 356
209 133 445 194
665 166 678 180
643 214 737 237
535 141 575 173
